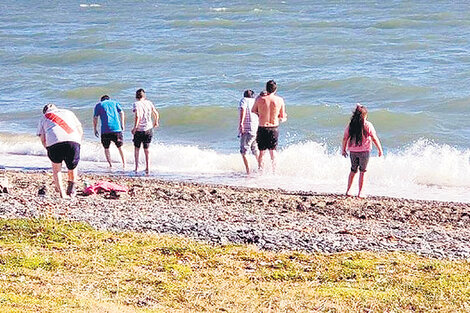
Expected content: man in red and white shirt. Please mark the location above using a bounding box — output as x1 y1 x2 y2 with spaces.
37 103 83 198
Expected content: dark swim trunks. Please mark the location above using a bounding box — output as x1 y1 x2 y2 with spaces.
133 129 153 149
256 126 279 151
46 141 81 170
101 132 124 149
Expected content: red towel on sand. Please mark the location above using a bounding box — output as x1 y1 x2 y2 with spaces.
84 181 128 195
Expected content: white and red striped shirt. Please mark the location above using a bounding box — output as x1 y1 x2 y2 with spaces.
37 109 82 147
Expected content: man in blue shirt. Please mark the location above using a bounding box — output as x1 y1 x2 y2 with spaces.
93 95 126 169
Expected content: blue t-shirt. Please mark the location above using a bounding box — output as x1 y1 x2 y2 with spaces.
94 100 123 134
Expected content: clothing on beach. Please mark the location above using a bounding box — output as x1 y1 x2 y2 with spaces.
84 181 128 196
239 97 258 134
350 151 370 173
93 100 123 134
101 132 123 149
343 120 376 152
133 129 153 149
256 126 279 151
37 108 82 147
240 132 258 155
133 100 156 131
46 141 81 169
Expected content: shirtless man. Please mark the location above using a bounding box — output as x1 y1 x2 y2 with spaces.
251 80 287 172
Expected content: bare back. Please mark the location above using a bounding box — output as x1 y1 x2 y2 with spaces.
252 93 287 127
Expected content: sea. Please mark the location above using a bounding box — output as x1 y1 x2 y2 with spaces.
0 1 469 202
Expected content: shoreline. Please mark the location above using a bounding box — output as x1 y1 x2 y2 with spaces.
1 170 469 259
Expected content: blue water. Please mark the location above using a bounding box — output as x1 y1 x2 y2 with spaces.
0 1 469 201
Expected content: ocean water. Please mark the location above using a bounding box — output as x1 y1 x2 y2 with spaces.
0 1 469 202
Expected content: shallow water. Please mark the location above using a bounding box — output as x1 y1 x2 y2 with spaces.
0 1 469 202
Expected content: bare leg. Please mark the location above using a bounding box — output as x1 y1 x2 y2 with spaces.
346 171 356 196
52 162 65 198
134 147 140 173
144 148 150 175
358 171 366 198
66 168 78 197
241 153 250 174
254 150 260 172
269 149 277 174
67 168 77 183
117 147 126 170
258 150 266 171
104 148 112 167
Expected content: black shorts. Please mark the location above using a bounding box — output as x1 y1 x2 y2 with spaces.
133 129 153 149
256 126 279 151
101 132 123 149
47 141 81 170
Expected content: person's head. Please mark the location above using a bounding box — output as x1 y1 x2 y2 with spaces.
100 95 110 102
42 103 57 114
243 90 255 98
348 103 368 145
353 103 368 120
266 80 277 94
136 88 146 100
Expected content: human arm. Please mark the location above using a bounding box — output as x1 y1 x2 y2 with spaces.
251 98 259 116
132 114 140 135
93 116 99 137
278 100 287 123
119 111 125 131
239 107 246 134
371 134 383 157
367 122 383 157
37 120 47 148
131 102 139 135
342 134 349 157
116 103 125 131
39 133 47 148
152 107 159 128
342 127 349 157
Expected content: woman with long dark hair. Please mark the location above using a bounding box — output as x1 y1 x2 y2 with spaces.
342 104 383 197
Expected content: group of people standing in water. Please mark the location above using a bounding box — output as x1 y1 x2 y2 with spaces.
239 80 383 198
37 88 159 198
37 80 382 199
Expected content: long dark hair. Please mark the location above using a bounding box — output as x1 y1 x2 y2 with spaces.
348 104 368 146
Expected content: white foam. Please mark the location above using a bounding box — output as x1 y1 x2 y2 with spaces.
80 4 101 8
210 8 227 12
0 136 468 202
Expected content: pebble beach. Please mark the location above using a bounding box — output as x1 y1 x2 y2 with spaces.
1 170 469 259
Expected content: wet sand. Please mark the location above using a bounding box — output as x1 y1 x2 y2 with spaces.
1 170 469 259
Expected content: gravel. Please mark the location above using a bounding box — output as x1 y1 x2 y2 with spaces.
1 171 469 259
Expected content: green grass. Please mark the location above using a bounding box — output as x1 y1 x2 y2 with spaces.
0 218 469 312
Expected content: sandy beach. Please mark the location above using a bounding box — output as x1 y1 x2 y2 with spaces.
0 170 469 259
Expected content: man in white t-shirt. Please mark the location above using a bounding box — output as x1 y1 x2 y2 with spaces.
238 89 259 174
37 103 83 198
131 88 159 174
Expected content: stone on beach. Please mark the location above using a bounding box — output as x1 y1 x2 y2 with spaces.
0 170 469 259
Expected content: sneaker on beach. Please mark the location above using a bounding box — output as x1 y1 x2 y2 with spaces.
38 185 47 196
